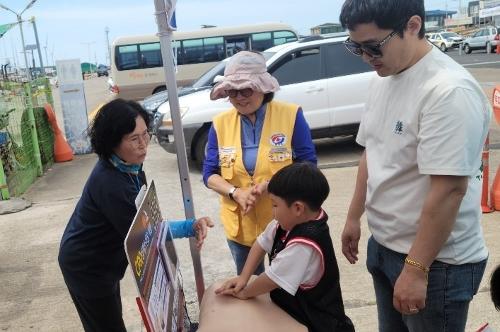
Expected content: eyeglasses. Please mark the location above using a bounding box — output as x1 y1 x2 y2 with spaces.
126 130 151 148
344 30 399 58
226 88 253 98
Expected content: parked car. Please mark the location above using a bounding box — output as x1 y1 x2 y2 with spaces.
155 35 375 169
427 31 464 52
97 64 109 77
462 26 500 54
141 58 232 131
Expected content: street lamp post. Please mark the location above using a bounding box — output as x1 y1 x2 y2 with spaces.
29 16 44 74
0 0 38 81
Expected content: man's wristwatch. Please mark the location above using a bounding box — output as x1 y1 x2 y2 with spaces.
228 186 238 200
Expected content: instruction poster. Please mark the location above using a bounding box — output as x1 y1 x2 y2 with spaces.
125 181 185 331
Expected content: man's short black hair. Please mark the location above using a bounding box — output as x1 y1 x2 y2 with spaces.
492 265 500 311
340 0 426 39
88 98 150 159
268 162 329 211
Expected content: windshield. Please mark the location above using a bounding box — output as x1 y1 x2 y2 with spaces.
191 51 275 89
441 32 459 38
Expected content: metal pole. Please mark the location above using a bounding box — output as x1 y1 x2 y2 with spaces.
153 0 206 303
17 14 31 81
30 16 44 74
24 83 43 176
105 26 111 66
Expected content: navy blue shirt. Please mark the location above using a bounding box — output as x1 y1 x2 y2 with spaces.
203 106 317 184
58 159 194 298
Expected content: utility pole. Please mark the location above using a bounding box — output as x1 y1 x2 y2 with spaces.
29 16 44 74
82 41 96 73
105 26 111 66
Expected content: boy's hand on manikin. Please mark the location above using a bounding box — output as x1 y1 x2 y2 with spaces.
215 276 247 296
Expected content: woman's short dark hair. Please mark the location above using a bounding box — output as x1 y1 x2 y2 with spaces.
268 162 329 211
492 265 500 311
340 0 426 39
88 98 150 159
261 92 274 106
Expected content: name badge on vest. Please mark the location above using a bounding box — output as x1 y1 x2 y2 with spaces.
219 146 236 168
268 147 292 162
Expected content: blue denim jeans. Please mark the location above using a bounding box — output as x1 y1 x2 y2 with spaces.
227 240 265 275
366 236 487 332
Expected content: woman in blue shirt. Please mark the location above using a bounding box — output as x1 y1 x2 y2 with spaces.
203 51 316 275
58 99 213 332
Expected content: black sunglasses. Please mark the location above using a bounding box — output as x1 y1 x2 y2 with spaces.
226 88 253 98
344 30 399 58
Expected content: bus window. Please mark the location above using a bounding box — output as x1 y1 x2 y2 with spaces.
139 43 162 68
203 37 225 62
273 31 298 45
182 38 204 64
173 40 182 65
225 36 249 57
252 32 273 51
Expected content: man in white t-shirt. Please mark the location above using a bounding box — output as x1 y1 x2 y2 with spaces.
339 1 492 331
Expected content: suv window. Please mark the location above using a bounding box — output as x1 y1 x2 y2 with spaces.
269 47 322 85
323 43 372 77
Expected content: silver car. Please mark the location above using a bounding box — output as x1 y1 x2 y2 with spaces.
463 26 500 54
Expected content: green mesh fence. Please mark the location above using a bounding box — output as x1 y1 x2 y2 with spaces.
0 78 54 198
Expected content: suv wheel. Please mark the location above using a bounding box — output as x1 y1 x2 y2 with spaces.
440 43 447 52
464 44 472 54
194 129 209 171
153 85 167 94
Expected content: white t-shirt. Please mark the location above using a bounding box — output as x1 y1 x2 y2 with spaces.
257 219 323 295
357 46 491 264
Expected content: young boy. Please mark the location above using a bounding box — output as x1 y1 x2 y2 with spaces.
215 162 354 332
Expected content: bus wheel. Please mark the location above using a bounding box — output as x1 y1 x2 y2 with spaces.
194 129 209 171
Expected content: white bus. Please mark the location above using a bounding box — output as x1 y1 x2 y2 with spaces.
109 22 299 100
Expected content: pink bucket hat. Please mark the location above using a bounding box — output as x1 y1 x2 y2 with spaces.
210 51 280 100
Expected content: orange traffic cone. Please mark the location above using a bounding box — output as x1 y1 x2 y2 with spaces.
491 166 500 211
44 104 74 162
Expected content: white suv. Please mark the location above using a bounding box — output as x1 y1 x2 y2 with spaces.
155 35 375 169
463 26 500 54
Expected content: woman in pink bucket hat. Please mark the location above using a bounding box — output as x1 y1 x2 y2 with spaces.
203 51 317 274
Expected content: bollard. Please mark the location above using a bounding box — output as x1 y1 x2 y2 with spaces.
481 134 494 213
491 86 500 211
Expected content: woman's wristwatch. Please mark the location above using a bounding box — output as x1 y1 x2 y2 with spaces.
228 186 238 200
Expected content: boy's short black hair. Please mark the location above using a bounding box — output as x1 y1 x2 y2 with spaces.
340 0 426 39
88 98 150 159
268 162 329 211
492 265 500 311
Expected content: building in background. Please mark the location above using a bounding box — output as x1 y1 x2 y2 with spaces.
425 10 458 31
479 0 500 25
310 23 343 35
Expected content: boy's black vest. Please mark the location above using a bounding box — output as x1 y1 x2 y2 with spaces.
269 214 355 332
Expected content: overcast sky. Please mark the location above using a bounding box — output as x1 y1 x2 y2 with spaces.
0 0 460 67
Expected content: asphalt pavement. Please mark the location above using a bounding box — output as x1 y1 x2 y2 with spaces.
0 140 499 331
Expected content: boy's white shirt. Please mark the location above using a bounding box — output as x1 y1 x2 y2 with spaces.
257 219 323 296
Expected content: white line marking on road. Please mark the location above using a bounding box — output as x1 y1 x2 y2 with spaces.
463 60 500 67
